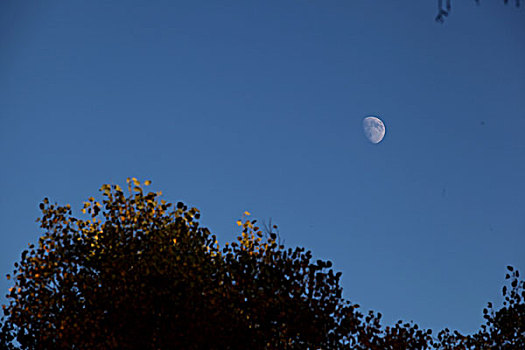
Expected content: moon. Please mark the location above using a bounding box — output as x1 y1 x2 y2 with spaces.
362 116 386 144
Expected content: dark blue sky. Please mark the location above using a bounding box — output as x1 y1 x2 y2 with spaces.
1 0 524 334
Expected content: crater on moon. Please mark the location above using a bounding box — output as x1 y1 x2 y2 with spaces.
363 116 386 144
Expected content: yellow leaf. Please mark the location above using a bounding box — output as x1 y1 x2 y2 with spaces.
244 211 251 216
144 180 152 186
236 220 242 226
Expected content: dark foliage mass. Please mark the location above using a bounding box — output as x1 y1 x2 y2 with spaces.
436 0 521 22
1 179 524 349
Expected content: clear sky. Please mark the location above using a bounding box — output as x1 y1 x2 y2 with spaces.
1 0 524 335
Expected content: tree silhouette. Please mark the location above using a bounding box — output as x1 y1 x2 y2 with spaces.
436 0 521 22
433 266 525 349
1 179 523 349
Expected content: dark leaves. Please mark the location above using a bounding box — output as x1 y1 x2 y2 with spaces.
436 0 521 22
2 180 524 350
0 180 363 349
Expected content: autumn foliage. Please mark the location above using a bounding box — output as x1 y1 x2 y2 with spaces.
1 179 523 349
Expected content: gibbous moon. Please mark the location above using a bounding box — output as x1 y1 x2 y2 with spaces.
362 116 386 144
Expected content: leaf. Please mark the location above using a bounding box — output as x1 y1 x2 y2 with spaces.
236 220 242 226
244 211 251 216
144 180 152 186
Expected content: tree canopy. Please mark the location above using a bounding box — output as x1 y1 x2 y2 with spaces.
1 179 524 349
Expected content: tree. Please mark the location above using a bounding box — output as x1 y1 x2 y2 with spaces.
0 179 523 349
433 266 525 349
436 0 521 22
0 179 426 349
